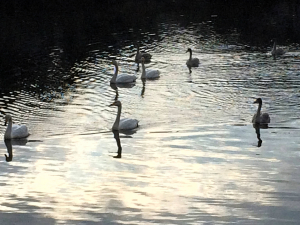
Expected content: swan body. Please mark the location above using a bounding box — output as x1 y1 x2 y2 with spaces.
4 114 29 139
110 60 137 84
109 101 139 130
141 57 160 79
135 45 152 63
271 40 285 59
252 98 270 124
186 48 200 67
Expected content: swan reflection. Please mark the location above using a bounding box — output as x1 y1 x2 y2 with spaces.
110 83 119 101
141 79 146 97
4 138 27 162
253 124 262 147
187 65 192 73
112 130 122 158
4 139 13 162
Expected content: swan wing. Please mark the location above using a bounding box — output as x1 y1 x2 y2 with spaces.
261 113 270 123
276 48 285 55
11 124 29 139
119 118 139 130
146 69 160 79
116 74 137 83
186 58 199 67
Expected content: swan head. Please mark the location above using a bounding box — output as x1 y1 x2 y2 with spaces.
186 48 192 53
109 101 121 107
111 60 118 66
4 114 12 126
254 98 262 104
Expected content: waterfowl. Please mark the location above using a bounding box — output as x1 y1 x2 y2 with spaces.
4 114 29 139
186 48 200 67
252 98 270 124
271 40 285 59
141 57 160 79
109 101 139 130
110 60 137 84
135 45 152 63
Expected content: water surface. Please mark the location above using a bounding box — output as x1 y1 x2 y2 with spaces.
1 14 300 225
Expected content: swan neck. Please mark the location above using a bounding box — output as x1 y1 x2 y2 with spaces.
273 41 276 51
141 61 146 79
189 50 192 60
256 103 262 122
4 118 12 139
111 64 118 83
113 105 122 130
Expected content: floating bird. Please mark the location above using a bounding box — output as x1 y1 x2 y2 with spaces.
271 40 286 59
109 101 139 130
135 44 152 63
186 48 200 67
141 57 160 79
110 60 137 84
252 98 270 124
4 114 29 139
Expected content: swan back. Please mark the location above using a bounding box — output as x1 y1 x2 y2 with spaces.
116 73 137 83
141 57 160 79
119 118 139 130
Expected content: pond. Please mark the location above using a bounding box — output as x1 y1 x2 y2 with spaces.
1 5 300 225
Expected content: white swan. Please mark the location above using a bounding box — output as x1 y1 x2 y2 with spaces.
109 101 139 130
271 40 285 59
135 45 152 63
186 48 200 67
252 98 270 124
4 114 29 139
110 60 137 84
141 57 160 79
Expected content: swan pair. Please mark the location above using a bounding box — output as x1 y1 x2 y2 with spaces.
4 114 29 139
110 59 159 84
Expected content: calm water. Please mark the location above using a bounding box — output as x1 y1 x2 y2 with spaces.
1 18 300 224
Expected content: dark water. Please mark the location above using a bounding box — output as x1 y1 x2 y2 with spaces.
1 1 300 224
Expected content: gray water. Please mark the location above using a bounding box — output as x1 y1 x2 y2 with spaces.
1 20 300 225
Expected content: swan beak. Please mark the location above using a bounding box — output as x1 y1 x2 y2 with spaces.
4 120 7 126
253 99 258 104
109 103 116 107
